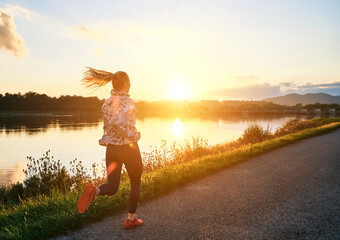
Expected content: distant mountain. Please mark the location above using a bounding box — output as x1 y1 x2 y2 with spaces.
263 93 340 106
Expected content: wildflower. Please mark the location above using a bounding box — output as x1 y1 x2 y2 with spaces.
70 183 77 192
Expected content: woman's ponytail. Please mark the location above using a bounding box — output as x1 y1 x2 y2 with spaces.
81 67 114 90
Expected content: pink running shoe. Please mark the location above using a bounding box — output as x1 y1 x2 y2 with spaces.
123 216 143 229
77 182 96 213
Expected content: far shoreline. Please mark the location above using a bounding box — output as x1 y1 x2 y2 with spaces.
1 109 339 119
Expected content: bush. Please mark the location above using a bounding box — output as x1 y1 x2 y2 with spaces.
23 150 90 196
274 119 317 137
0 150 92 205
141 137 210 172
239 124 273 144
0 183 24 206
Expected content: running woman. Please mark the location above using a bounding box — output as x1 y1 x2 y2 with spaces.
77 67 143 229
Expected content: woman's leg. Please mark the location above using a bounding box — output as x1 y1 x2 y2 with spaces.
123 142 143 214
98 144 123 195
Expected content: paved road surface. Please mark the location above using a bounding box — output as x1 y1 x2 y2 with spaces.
53 129 340 240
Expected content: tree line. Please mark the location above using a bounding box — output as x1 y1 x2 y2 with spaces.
0 92 104 111
1 92 339 114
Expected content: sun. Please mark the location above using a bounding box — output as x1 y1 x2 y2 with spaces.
168 81 190 100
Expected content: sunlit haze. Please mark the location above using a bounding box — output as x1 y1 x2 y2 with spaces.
168 80 190 100
0 0 340 101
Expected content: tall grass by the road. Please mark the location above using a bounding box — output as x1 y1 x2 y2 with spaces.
1 118 340 239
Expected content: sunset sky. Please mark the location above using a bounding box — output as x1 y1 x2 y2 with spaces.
0 0 339 101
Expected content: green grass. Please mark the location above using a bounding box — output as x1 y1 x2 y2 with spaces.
1 119 340 239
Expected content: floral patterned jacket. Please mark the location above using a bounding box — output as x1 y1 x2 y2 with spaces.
99 89 140 146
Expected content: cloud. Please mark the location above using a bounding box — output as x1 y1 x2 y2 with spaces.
293 82 340 95
71 24 176 56
124 25 175 37
229 75 258 82
279 82 295 87
72 25 104 41
0 9 27 58
3 4 33 19
93 48 106 55
71 24 175 43
227 75 259 87
211 83 282 100
210 81 340 100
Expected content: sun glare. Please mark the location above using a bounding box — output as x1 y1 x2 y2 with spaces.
172 118 183 137
168 81 190 100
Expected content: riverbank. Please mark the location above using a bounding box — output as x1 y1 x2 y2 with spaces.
51 124 340 240
1 118 340 239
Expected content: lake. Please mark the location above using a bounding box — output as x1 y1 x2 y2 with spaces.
0 113 306 185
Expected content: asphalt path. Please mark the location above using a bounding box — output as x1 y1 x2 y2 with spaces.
52 129 340 240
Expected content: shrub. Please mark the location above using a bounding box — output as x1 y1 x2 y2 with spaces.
141 137 210 172
23 150 90 196
0 182 24 206
0 151 92 205
274 119 316 137
239 124 273 144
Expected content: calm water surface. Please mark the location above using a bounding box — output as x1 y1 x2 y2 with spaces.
0 113 304 184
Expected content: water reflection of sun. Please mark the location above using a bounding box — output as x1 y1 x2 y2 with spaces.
172 118 183 137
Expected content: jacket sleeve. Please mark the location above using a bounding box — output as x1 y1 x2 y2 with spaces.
101 98 116 135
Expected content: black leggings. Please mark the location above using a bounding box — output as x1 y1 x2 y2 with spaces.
98 142 143 213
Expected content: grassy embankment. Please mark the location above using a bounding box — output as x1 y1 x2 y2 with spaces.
1 118 340 239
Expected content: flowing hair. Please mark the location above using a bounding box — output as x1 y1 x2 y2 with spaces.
81 67 114 91
81 67 130 91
